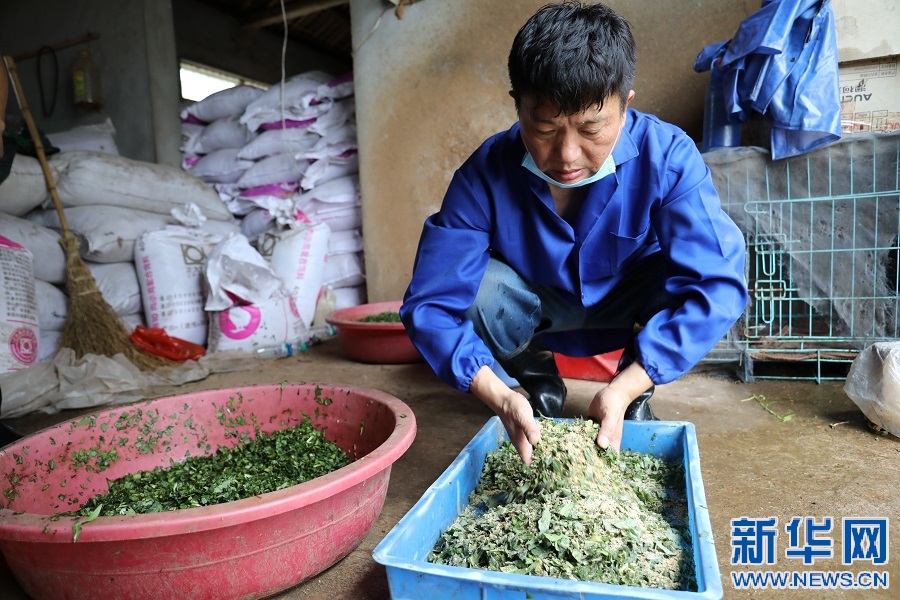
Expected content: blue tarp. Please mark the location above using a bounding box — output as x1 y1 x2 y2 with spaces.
694 0 841 160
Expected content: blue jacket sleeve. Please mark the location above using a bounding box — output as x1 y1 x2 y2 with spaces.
400 169 496 391
635 136 748 384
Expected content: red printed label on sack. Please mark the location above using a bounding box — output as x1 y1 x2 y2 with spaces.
9 327 38 365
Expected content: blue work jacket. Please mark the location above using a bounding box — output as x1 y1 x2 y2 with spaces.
401 109 748 392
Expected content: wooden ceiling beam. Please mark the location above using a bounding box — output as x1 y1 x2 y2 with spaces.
243 0 349 30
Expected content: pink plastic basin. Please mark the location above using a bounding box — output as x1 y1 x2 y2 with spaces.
0 383 416 600
325 300 423 364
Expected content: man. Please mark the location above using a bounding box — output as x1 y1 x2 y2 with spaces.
400 1 748 465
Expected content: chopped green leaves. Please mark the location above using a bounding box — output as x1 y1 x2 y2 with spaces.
67 417 349 518
72 504 103 542
429 418 696 590
358 311 401 323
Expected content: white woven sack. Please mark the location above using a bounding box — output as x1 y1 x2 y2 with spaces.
236 154 311 189
39 330 60 362
237 127 320 160
203 233 284 312
328 229 363 255
135 227 225 345
207 287 306 353
333 284 366 310
189 148 254 184
47 119 119 155
296 203 361 233
120 313 145 331
50 151 232 220
0 237 39 373
294 175 359 205
316 73 354 101
241 209 276 241
86 261 142 316
258 223 330 327
300 124 357 160
25 205 240 264
0 154 54 217
0 213 65 284
181 121 206 154
300 154 359 191
240 71 333 132
35 280 67 332
308 98 355 136
181 85 265 123
323 251 365 288
192 118 255 154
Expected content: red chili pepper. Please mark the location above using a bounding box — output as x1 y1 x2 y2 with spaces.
130 325 206 361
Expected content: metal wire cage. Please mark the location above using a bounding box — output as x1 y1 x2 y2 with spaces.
703 132 900 381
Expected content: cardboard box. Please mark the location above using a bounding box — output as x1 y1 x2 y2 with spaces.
839 55 900 134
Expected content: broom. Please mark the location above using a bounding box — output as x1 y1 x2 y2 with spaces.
3 55 170 371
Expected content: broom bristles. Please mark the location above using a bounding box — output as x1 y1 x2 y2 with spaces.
58 235 173 371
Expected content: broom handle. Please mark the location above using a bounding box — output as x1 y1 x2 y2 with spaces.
2 55 71 234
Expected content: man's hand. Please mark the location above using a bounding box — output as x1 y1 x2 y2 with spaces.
470 365 541 465
588 361 653 452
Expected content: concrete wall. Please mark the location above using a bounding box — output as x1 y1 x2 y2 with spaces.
351 0 758 302
833 0 900 62
0 0 181 165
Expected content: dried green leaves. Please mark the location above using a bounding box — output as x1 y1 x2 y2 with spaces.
429 418 696 590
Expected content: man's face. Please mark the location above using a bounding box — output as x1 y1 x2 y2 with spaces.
517 91 634 185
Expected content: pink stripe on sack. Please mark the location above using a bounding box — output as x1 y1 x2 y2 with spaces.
0 235 26 251
259 118 317 131
327 72 354 88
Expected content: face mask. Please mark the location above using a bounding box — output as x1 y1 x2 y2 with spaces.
521 126 621 189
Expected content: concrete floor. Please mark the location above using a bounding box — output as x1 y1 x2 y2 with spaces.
1 340 897 599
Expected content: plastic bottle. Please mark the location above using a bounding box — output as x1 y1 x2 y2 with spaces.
72 48 103 110
253 324 337 358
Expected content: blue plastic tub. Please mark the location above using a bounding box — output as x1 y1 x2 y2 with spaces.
373 417 722 599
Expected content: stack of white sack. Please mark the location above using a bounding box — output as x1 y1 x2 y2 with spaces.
2 148 240 359
178 72 367 323
232 71 366 311
180 85 264 201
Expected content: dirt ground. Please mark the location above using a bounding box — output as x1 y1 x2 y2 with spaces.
1 339 898 599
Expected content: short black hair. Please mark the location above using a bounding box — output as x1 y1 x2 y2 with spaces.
508 1 636 114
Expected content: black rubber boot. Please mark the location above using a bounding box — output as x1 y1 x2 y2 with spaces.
499 340 566 418
624 386 658 421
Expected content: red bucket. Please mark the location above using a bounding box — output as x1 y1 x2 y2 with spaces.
0 383 416 600
325 300 423 364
